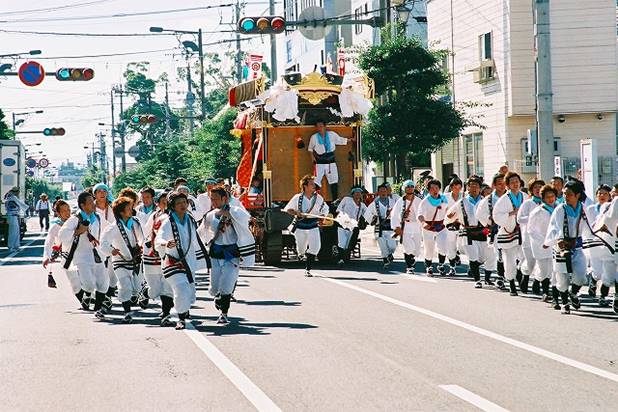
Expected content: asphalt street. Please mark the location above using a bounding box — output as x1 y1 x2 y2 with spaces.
1 221 618 412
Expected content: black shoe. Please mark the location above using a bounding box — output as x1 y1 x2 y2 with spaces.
217 314 230 325
531 279 541 295
570 294 581 310
541 294 552 303
438 264 446 275
94 310 105 319
561 304 570 315
553 301 561 310
175 320 186 330
130 295 139 306
520 275 529 294
496 278 505 290
516 269 523 285
122 313 133 324
509 280 518 296
160 315 174 327
138 291 149 310
474 281 483 289
81 296 91 311
102 296 113 311
599 296 609 307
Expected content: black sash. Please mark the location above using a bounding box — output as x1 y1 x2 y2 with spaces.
313 151 336 164
460 199 486 245
292 193 319 232
116 219 142 275
399 197 414 244
63 212 101 269
505 193 522 245
165 215 194 283
374 198 392 237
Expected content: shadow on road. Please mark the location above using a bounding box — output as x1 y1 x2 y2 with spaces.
194 319 318 336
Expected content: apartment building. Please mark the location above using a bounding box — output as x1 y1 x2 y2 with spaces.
428 0 618 185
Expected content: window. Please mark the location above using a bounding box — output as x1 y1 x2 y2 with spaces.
354 5 366 35
479 32 492 60
464 133 484 176
286 40 293 63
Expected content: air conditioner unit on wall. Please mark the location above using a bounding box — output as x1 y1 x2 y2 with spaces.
472 59 496 84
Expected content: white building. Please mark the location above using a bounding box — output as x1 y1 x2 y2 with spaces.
428 0 618 185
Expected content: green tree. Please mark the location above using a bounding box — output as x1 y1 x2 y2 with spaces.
358 29 473 178
0 109 15 140
26 177 63 204
81 166 105 189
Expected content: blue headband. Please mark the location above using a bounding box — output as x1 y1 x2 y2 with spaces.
402 180 415 189
350 188 363 195
93 183 114 203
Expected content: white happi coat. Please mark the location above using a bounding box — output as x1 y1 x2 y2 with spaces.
391 195 422 256
285 192 328 256
336 196 367 250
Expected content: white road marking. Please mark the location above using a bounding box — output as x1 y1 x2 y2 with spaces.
184 322 282 412
404 274 438 283
440 385 509 412
0 236 44 267
317 275 618 384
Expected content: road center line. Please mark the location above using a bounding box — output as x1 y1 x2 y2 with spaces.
184 322 282 412
440 385 509 412
316 274 618 384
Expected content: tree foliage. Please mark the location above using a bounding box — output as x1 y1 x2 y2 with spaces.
357 30 470 175
26 177 63 203
0 109 15 140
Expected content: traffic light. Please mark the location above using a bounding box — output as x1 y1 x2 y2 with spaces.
55 68 95 81
43 127 65 136
130 114 157 125
238 16 285 34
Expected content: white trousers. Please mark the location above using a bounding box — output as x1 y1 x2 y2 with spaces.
500 246 523 281
445 230 458 259
115 268 141 303
209 258 240 296
534 257 553 282
7 215 20 250
144 271 173 300
295 227 321 256
463 240 496 271
76 263 109 294
520 247 536 277
401 232 421 256
421 229 450 261
165 272 196 314
315 162 338 186
106 259 118 288
60 267 82 294
376 231 397 258
337 227 353 250
554 249 587 292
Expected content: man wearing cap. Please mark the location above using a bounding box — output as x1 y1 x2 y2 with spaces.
308 120 354 201
391 180 422 274
197 178 218 220
36 193 51 232
336 187 367 263
2 187 28 252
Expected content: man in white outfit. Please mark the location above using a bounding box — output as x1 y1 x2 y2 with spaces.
308 120 353 200
364 184 398 269
58 192 109 319
336 187 367 263
391 180 422 274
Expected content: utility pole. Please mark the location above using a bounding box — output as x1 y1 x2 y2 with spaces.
97 132 107 184
186 59 195 136
118 85 126 173
269 0 278 81
197 28 206 120
534 0 554 181
164 81 171 138
235 0 243 83
110 91 116 177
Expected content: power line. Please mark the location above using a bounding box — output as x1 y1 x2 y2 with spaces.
0 29 236 37
35 48 177 60
0 3 234 23
0 0 115 16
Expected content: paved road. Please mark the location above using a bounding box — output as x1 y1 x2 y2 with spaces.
1 223 618 411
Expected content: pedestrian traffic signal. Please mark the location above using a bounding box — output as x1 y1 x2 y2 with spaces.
130 114 157 125
238 16 285 34
55 68 94 81
43 127 65 136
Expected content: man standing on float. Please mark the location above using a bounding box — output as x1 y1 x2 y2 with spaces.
308 120 353 201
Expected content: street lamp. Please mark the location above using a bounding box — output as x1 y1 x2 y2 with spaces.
150 26 206 121
0 49 42 58
12 109 44 131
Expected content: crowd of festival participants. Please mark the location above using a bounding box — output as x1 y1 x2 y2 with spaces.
42 168 618 330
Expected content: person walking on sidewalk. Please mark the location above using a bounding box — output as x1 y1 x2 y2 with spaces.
36 193 51 232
